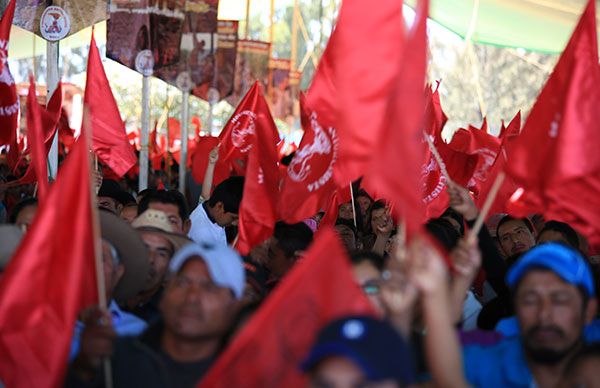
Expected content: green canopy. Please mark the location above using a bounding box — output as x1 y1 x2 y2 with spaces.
405 0 599 53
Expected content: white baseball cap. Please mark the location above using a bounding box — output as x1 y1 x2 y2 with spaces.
168 242 245 299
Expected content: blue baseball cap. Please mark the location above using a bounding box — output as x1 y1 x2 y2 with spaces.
301 316 413 384
506 243 595 296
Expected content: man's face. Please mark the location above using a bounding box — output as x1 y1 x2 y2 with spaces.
516 270 595 365
140 231 174 292
212 202 239 227
15 204 37 232
335 224 357 252
352 261 385 317
356 196 372 219
266 238 293 279
370 209 389 232
149 202 184 234
160 258 236 340
308 356 399 388
98 196 121 214
497 219 535 257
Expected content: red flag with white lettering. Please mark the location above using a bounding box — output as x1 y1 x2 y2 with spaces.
0 0 19 148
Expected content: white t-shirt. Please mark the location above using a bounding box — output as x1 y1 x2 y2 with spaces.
188 203 227 247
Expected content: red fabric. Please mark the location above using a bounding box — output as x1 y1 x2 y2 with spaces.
0 126 98 387
236 89 280 255
332 0 405 186
476 111 521 215
167 118 181 149
319 187 352 229
85 31 136 177
190 136 231 188
25 79 49 201
16 83 63 187
448 119 501 196
0 0 17 148
362 0 428 234
278 93 339 223
218 82 280 175
199 228 375 388
506 0 600 245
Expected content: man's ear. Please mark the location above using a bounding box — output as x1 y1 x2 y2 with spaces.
585 297 598 324
115 263 125 286
116 203 124 215
183 219 191 234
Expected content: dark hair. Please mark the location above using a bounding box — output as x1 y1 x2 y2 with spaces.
208 176 245 214
425 218 460 251
335 218 357 237
537 220 580 250
273 221 314 259
497 215 535 238
349 250 385 272
280 151 295 166
8 197 38 224
441 207 465 236
138 189 190 221
355 189 373 203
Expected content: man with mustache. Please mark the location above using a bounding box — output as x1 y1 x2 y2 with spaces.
462 243 597 388
496 215 537 258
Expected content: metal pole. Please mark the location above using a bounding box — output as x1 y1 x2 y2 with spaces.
179 91 189 194
244 0 251 39
291 0 299 70
208 101 214 136
139 76 150 192
46 41 59 180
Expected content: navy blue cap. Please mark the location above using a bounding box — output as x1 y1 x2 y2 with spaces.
506 243 595 296
301 316 413 384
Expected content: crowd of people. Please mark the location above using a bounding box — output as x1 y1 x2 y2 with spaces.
1 141 599 388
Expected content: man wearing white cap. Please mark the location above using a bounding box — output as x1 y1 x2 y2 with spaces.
66 241 245 388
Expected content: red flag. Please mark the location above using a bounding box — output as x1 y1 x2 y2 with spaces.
332 0 405 185
84 31 137 177
218 82 280 175
199 228 375 387
0 0 17 148
0 124 98 387
278 93 339 223
476 111 521 215
362 0 428 233
167 117 181 149
506 0 600 245
16 83 64 187
190 136 231 188
25 78 49 201
448 119 501 196
236 98 280 256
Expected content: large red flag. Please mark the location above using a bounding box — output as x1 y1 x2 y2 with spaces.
362 0 428 233
332 0 405 185
0 124 98 387
84 31 136 177
25 78 50 202
190 136 232 188
235 92 280 256
475 111 520 215
218 82 280 175
506 0 600 245
278 93 339 223
15 83 63 187
0 0 19 151
199 228 375 388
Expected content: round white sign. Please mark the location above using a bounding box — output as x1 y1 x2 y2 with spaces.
40 6 71 41
135 50 155 76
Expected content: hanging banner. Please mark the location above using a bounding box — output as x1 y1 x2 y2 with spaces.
191 19 238 102
106 0 187 75
13 0 107 38
227 39 270 106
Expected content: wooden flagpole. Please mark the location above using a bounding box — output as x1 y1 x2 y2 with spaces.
467 172 505 243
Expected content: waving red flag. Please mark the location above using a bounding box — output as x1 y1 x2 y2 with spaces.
506 0 600 245
319 187 353 229
362 0 428 233
332 0 405 185
199 228 375 388
219 82 280 175
235 92 280 255
190 136 232 188
25 78 50 202
475 111 521 215
84 31 136 177
16 83 63 187
448 119 501 196
0 0 19 149
0 124 98 387
278 93 339 223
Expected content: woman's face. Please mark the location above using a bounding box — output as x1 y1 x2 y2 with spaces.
338 202 354 221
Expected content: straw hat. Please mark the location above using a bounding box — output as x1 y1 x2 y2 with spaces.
132 209 191 252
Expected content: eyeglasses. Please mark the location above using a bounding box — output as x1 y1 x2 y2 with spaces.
361 281 381 295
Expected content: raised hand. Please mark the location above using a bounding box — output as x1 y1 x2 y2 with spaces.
447 182 478 222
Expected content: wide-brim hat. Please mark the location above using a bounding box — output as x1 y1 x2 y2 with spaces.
132 209 191 252
99 210 149 303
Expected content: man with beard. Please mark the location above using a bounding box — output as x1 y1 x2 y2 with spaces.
462 243 597 387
